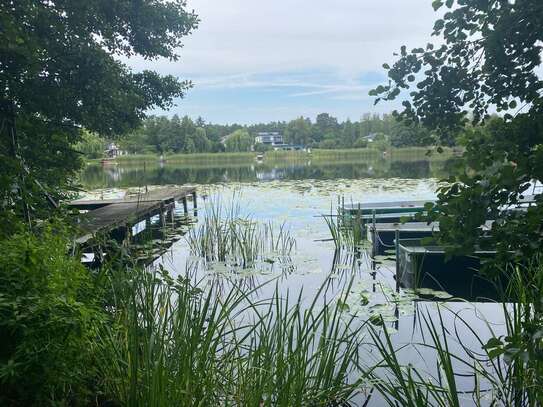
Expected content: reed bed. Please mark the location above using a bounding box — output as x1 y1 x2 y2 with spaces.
185 198 296 268
323 205 365 251
95 256 543 406
111 147 455 166
98 267 368 406
366 257 543 406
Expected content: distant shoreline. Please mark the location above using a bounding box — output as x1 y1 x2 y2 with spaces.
88 147 459 165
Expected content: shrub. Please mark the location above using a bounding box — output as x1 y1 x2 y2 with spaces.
0 223 106 406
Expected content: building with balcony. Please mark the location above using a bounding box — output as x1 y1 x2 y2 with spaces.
255 132 283 145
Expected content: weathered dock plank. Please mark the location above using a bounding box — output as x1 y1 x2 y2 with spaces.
72 186 197 243
69 186 196 210
343 200 433 215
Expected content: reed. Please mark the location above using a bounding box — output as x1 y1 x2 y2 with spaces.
185 197 296 268
111 147 455 166
232 280 368 406
98 266 368 406
366 256 543 406
323 206 365 251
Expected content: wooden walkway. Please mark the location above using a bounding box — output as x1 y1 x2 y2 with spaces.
70 186 196 244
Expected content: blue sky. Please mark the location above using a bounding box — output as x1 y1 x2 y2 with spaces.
126 0 439 124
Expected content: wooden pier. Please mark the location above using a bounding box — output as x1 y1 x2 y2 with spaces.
69 186 197 244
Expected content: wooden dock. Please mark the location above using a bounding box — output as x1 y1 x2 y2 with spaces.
343 200 433 215
70 186 197 244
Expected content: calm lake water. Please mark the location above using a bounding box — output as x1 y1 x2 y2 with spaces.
80 157 506 406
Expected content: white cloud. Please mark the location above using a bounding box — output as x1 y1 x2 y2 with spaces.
125 0 440 122
126 0 437 78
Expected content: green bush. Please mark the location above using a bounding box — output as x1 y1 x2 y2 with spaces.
0 224 106 406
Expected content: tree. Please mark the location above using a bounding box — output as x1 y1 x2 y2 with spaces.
389 122 433 147
372 0 543 267
341 119 358 147
314 113 338 143
0 0 198 224
74 131 105 159
285 117 311 145
225 129 253 152
191 127 212 153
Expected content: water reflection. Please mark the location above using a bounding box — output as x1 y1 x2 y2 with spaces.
80 157 458 189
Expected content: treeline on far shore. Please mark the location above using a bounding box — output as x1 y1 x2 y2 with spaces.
89 146 460 166
76 112 453 159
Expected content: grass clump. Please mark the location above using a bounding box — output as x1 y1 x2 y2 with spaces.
0 223 106 406
186 198 296 268
323 206 365 251
99 266 368 406
366 257 543 406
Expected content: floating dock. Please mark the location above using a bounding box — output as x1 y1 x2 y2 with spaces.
396 238 501 301
368 222 439 255
342 200 433 216
69 186 197 244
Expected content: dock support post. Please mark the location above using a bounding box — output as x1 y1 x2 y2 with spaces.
121 224 131 247
182 197 188 215
192 191 198 216
159 202 165 228
371 210 376 271
395 229 400 293
169 202 175 225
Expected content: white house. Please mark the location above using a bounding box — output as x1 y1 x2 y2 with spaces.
255 132 283 145
104 142 123 158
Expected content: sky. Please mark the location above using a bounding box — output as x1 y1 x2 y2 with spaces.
125 0 440 124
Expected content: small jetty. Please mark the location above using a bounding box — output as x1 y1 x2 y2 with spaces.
69 186 197 244
396 238 500 300
343 199 432 216
368 222 439 255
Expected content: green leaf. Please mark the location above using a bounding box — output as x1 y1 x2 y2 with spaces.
484 337 503 349
382 63 390 70
445 0 454 8
509 100 517 109
432 0 443 11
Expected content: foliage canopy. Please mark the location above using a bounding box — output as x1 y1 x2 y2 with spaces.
373 0 543 265
0 0 198 225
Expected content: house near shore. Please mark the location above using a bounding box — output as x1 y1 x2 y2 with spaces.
104 142 124 158
255 132 284 146
254 132 306 151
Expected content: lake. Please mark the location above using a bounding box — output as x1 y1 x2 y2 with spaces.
79 155 506 406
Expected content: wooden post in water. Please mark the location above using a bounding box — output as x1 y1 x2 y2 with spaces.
357 202 361 252
121 224 131 247
169 202 175 226
192 190 198 216
395 228 400 293
159 202 165 228
371 209 376 270
182 196 188 215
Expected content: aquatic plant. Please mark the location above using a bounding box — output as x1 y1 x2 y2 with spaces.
323 203 365 251
233 282 367 406
185 197 296 269
366 257 543 406
99 266 368 406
